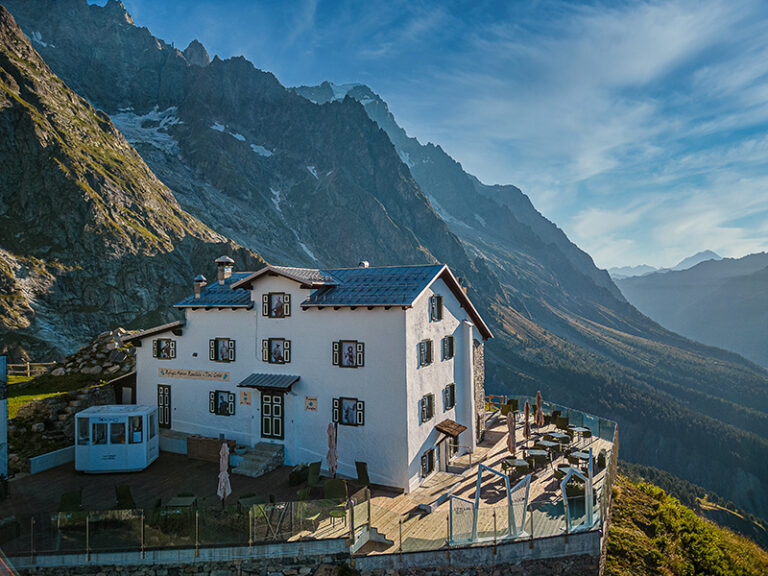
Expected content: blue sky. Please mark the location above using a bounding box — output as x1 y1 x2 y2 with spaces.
93 0 768 269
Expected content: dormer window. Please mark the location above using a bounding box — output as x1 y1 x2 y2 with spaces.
152 338 176 360
262 292 291 318
429 295 443 321
209 338 235 362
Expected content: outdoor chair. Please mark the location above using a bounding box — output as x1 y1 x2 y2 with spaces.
307 461 323 488
355 461 370 487
323 478 348 500
296 487 321 531
114 485 136 510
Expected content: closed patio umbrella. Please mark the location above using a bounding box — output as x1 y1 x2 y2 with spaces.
524 401 531 447
327 423 338 477
217 442 232 507
536 390 545 428
506 411 516 455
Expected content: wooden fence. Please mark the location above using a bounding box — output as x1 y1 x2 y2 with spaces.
7 362 56 378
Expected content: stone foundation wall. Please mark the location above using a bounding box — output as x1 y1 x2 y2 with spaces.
357 554 599 576
9 384 115 473
473 339 485 439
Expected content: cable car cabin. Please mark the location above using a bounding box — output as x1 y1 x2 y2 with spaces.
75 405 159 473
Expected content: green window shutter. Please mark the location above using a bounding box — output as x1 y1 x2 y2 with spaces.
421 453 428 477
169 340 176 359
356 342 365 367
227 392 235 416
283 294 291 317
332 398 340 423
421 397 427 422
436 296 443 320
284 340 291 363
426 340 433 364
152 339 159 358
209 340 215 361
228 340 236 362
209 391 216 414
356 401 365 426
332 341 340 366
262 294 269 316
262 340 269 362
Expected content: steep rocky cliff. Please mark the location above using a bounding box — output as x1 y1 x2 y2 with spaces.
0 4 263 360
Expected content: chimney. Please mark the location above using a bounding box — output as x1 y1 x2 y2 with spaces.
358 260 370 268
193 274 207 298
215 255 235 285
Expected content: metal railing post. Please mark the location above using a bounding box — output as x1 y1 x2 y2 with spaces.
529 505 534 549
492 509 497 554
248 507 253 550
398 517 403 553
30 517 35 558
366 488 371 529
195 510 200 558
86 513 90 562
140 510 145 559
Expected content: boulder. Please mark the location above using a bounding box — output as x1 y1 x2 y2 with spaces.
51 367 65 376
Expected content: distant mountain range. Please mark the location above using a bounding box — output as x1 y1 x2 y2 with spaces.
617 252 768 368
3 0 768 522
609 250 722 279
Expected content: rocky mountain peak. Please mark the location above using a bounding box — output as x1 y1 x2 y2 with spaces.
183 38 210 67
102 0 133 25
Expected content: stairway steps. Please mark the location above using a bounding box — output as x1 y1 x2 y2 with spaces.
232 442 284 479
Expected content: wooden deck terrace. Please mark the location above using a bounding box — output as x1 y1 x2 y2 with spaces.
0 415 613 555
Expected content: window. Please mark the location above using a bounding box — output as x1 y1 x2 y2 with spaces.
153 338 176 359
129 416 143 444
418 340 434 367
77 418 89 445
429 295 443 321
333 397 365 426
110 422 126 444
209 338 235 362
421 393 435 423
441 335 455 360
92 422 107 445
149 412 157 439
262 338 291 364
421 448 436 477
332 340 365 368
262 292 291 318
443 383 456 410
447 437 459 460
209 390 236 416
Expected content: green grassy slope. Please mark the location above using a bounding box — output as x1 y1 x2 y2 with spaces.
606 476 768 576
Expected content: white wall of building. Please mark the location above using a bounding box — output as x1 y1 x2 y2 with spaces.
404 280 480 492
137 275 411 489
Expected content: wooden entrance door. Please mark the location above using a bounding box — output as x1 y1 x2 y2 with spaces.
261 392 284 439
157 384 171 429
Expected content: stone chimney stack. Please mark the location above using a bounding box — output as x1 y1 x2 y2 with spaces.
193 274 207 299
215 256 235 285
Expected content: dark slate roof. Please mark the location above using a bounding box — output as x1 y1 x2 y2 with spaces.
124 321 185 344
237 373 300 391
175 272 254 308
304 265 445 307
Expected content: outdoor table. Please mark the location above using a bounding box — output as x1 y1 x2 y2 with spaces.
527 449 548 457
547 431 570 440
502 458 529 469
536 440 558 449
166 496 196 508
570 451 590 460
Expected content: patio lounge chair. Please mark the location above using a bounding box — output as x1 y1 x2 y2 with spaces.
307 461 323 488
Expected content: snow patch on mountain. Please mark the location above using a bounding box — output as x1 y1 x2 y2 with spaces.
29 30 53 47
306 165 318 179
398 149 415 168
111 106 181 155
298 241 318 262
475 214 487 228
250 144 273 157
270 188 282 213
231 132 246 142
330 82 359 101
211 122 225 132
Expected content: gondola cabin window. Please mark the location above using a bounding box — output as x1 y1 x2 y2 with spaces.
209 338 235 362
332 340 365 368
262 292 291 318
152 338 176 359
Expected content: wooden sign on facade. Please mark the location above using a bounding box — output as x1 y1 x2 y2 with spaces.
158 368 230 381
